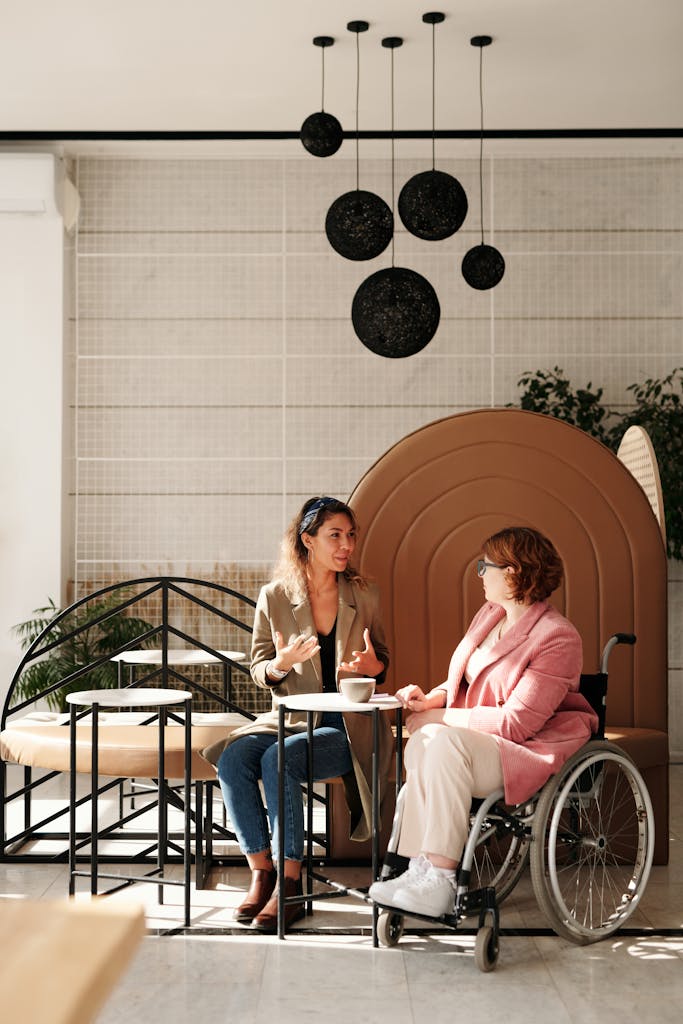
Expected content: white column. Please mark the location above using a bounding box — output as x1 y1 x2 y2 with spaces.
0 154 66 708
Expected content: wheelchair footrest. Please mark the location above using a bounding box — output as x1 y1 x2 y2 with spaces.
456 885 500 927
372 898 463 927
372 891 497 931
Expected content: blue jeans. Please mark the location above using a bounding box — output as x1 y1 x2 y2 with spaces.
216 713 353 862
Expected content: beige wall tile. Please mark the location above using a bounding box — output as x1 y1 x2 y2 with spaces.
71 153 683 739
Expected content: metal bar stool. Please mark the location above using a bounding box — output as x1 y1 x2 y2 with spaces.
67 687 193 926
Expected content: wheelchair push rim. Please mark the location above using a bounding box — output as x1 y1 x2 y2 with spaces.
530 742 655 944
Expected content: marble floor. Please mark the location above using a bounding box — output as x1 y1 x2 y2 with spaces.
1 766 681 1024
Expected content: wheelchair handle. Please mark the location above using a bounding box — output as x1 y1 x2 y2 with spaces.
600 633 636 674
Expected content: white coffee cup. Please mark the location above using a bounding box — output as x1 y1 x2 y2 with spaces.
339 677 376 703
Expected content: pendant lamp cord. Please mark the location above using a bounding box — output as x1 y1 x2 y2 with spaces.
355 31 360 192
321 44 326 112
431 21 436 171
478 43 485 246
390 45 396 268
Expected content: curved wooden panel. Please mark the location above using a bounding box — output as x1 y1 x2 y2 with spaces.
349 409 667 733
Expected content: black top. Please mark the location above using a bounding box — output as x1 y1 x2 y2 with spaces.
318 621 337 693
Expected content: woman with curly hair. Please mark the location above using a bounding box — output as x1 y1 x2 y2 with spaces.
369 526 597 919
205 497 391 932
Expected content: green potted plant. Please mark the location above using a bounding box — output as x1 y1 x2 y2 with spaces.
513 365 682 560
514 366 615 445
12 591 155 713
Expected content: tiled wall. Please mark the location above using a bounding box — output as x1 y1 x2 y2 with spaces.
68 153 683 748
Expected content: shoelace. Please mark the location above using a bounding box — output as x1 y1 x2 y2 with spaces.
407 855 430 876
410 867 456 892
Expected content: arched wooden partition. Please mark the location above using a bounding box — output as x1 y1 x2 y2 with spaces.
346 408 669 861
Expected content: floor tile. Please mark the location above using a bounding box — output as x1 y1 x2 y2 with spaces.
2 766 681 1024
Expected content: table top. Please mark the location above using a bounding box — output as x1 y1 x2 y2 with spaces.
66 687 193 708
0 899 145 1024
279 692 401 713
111 648 246 666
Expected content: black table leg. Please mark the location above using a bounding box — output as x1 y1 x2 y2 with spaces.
69 704 77 896
158 706 166 904
277 701 286 939
372 707 379 947
306 711 314 915
91 703 99 896
184 697 192 927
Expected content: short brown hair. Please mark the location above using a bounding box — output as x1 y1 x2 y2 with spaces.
483 526 563 603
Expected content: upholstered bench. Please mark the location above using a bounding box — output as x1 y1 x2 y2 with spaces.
2 714 668 865
0 710 245 780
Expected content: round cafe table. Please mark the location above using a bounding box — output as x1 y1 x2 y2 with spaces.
276 691 402 945
111 648 247 710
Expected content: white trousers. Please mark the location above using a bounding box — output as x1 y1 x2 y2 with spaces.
397 725 505 862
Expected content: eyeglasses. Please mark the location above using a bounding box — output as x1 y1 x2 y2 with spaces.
477 559 505 577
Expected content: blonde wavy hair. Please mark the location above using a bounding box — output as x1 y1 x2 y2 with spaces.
273 497 367 601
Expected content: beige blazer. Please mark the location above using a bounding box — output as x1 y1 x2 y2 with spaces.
202 574 393 842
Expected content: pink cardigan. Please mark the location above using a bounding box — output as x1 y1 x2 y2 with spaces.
435 601 598 804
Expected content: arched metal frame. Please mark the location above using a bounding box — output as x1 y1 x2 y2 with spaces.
1 577 258 872
3 576 256 727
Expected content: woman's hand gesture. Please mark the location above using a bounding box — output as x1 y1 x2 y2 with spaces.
339 628 384 677
271 631 320 673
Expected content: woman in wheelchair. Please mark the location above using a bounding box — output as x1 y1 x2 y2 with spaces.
369 525 598 919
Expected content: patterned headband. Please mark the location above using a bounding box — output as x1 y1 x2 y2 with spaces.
298 496 337 535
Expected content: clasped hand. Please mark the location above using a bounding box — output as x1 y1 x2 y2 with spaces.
394 684 470 733
394 684 445 712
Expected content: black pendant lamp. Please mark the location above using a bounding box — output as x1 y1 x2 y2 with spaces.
352 36 440 358
461 36 505 290
398 12 467 241
300 36 343 158
325 21 393 261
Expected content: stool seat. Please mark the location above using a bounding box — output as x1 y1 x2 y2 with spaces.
66 687 192 707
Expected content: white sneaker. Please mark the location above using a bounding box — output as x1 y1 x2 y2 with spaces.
391 864 456 918
368 855 430 904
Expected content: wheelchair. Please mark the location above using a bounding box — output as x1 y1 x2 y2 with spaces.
372 634 656 972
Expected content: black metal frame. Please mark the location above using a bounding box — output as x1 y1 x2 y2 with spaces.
276 699 403 944
1 577 256 869
68 694 193 925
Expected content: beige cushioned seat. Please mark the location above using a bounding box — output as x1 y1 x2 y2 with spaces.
0 712 244 781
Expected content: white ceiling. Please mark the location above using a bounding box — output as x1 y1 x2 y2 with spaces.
2 0 682 153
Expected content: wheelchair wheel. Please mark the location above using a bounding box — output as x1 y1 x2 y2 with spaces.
530 741 654 944
471 811 530 903
377 909 405 947
475 925 499 972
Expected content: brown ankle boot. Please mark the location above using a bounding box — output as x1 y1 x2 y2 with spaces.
233 868 277 923
251 875 306 933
